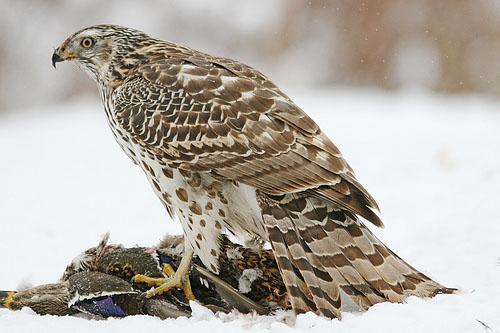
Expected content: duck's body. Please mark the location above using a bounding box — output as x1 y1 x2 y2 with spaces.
1 234 287 318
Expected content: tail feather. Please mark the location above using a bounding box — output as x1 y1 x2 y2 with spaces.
259 192 455 318
330 220 412 302
297 198 389 309
298 218 377 308
270 237 318 313
298 222 387 309
361 227 456 297
268 221 341 318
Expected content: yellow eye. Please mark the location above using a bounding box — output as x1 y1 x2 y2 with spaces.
80 37 94 48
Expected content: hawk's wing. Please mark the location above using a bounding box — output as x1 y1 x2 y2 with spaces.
112 55 382 226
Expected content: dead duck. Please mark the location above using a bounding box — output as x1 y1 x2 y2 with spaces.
1 233 453 319
0 270 190 319
63 233 287 313
1 233 283 318
156 234 288 311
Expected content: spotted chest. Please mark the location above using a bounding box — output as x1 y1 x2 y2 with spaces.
138 156 267 274
101 87 268 273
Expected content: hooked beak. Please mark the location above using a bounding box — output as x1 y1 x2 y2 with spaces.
52 37 77 69
51 51 64 68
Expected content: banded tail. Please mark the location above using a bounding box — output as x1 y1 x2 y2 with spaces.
260 193 455 318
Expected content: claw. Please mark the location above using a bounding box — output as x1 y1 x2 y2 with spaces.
133 249 195 300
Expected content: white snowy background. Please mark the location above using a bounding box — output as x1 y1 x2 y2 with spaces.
0 90 499 332
1 1 500 332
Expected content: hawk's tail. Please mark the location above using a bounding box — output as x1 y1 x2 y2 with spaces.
261 194 455 319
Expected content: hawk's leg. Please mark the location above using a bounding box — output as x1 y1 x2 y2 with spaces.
133 249 195 300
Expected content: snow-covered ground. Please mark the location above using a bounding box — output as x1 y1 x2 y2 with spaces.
0 89 499 332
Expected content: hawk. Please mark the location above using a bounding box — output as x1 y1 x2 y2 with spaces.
52 25 453 318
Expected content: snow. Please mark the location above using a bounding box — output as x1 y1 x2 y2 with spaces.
0 89 499 332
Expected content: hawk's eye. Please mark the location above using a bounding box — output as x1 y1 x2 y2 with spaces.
80 37 95 48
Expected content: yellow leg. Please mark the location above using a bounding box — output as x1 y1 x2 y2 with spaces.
132 249 195 300
132 275 165 288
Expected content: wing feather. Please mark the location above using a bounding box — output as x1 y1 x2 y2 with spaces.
112 55 381 226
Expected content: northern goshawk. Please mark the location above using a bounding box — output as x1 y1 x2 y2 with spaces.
52 25 453 318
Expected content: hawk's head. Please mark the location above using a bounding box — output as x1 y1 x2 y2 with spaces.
52 25 150 84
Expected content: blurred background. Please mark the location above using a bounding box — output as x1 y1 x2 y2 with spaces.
2 0 500 111
1 0 500 294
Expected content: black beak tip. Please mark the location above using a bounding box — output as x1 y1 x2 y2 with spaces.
52 52 63 69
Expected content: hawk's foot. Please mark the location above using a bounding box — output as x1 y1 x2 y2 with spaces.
132 249 195 300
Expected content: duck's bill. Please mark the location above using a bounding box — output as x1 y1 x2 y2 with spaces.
0 290 15 309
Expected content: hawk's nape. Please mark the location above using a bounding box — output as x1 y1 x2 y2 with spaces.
52 25 455 319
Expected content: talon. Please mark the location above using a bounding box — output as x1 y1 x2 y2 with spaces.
132 249 195 300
